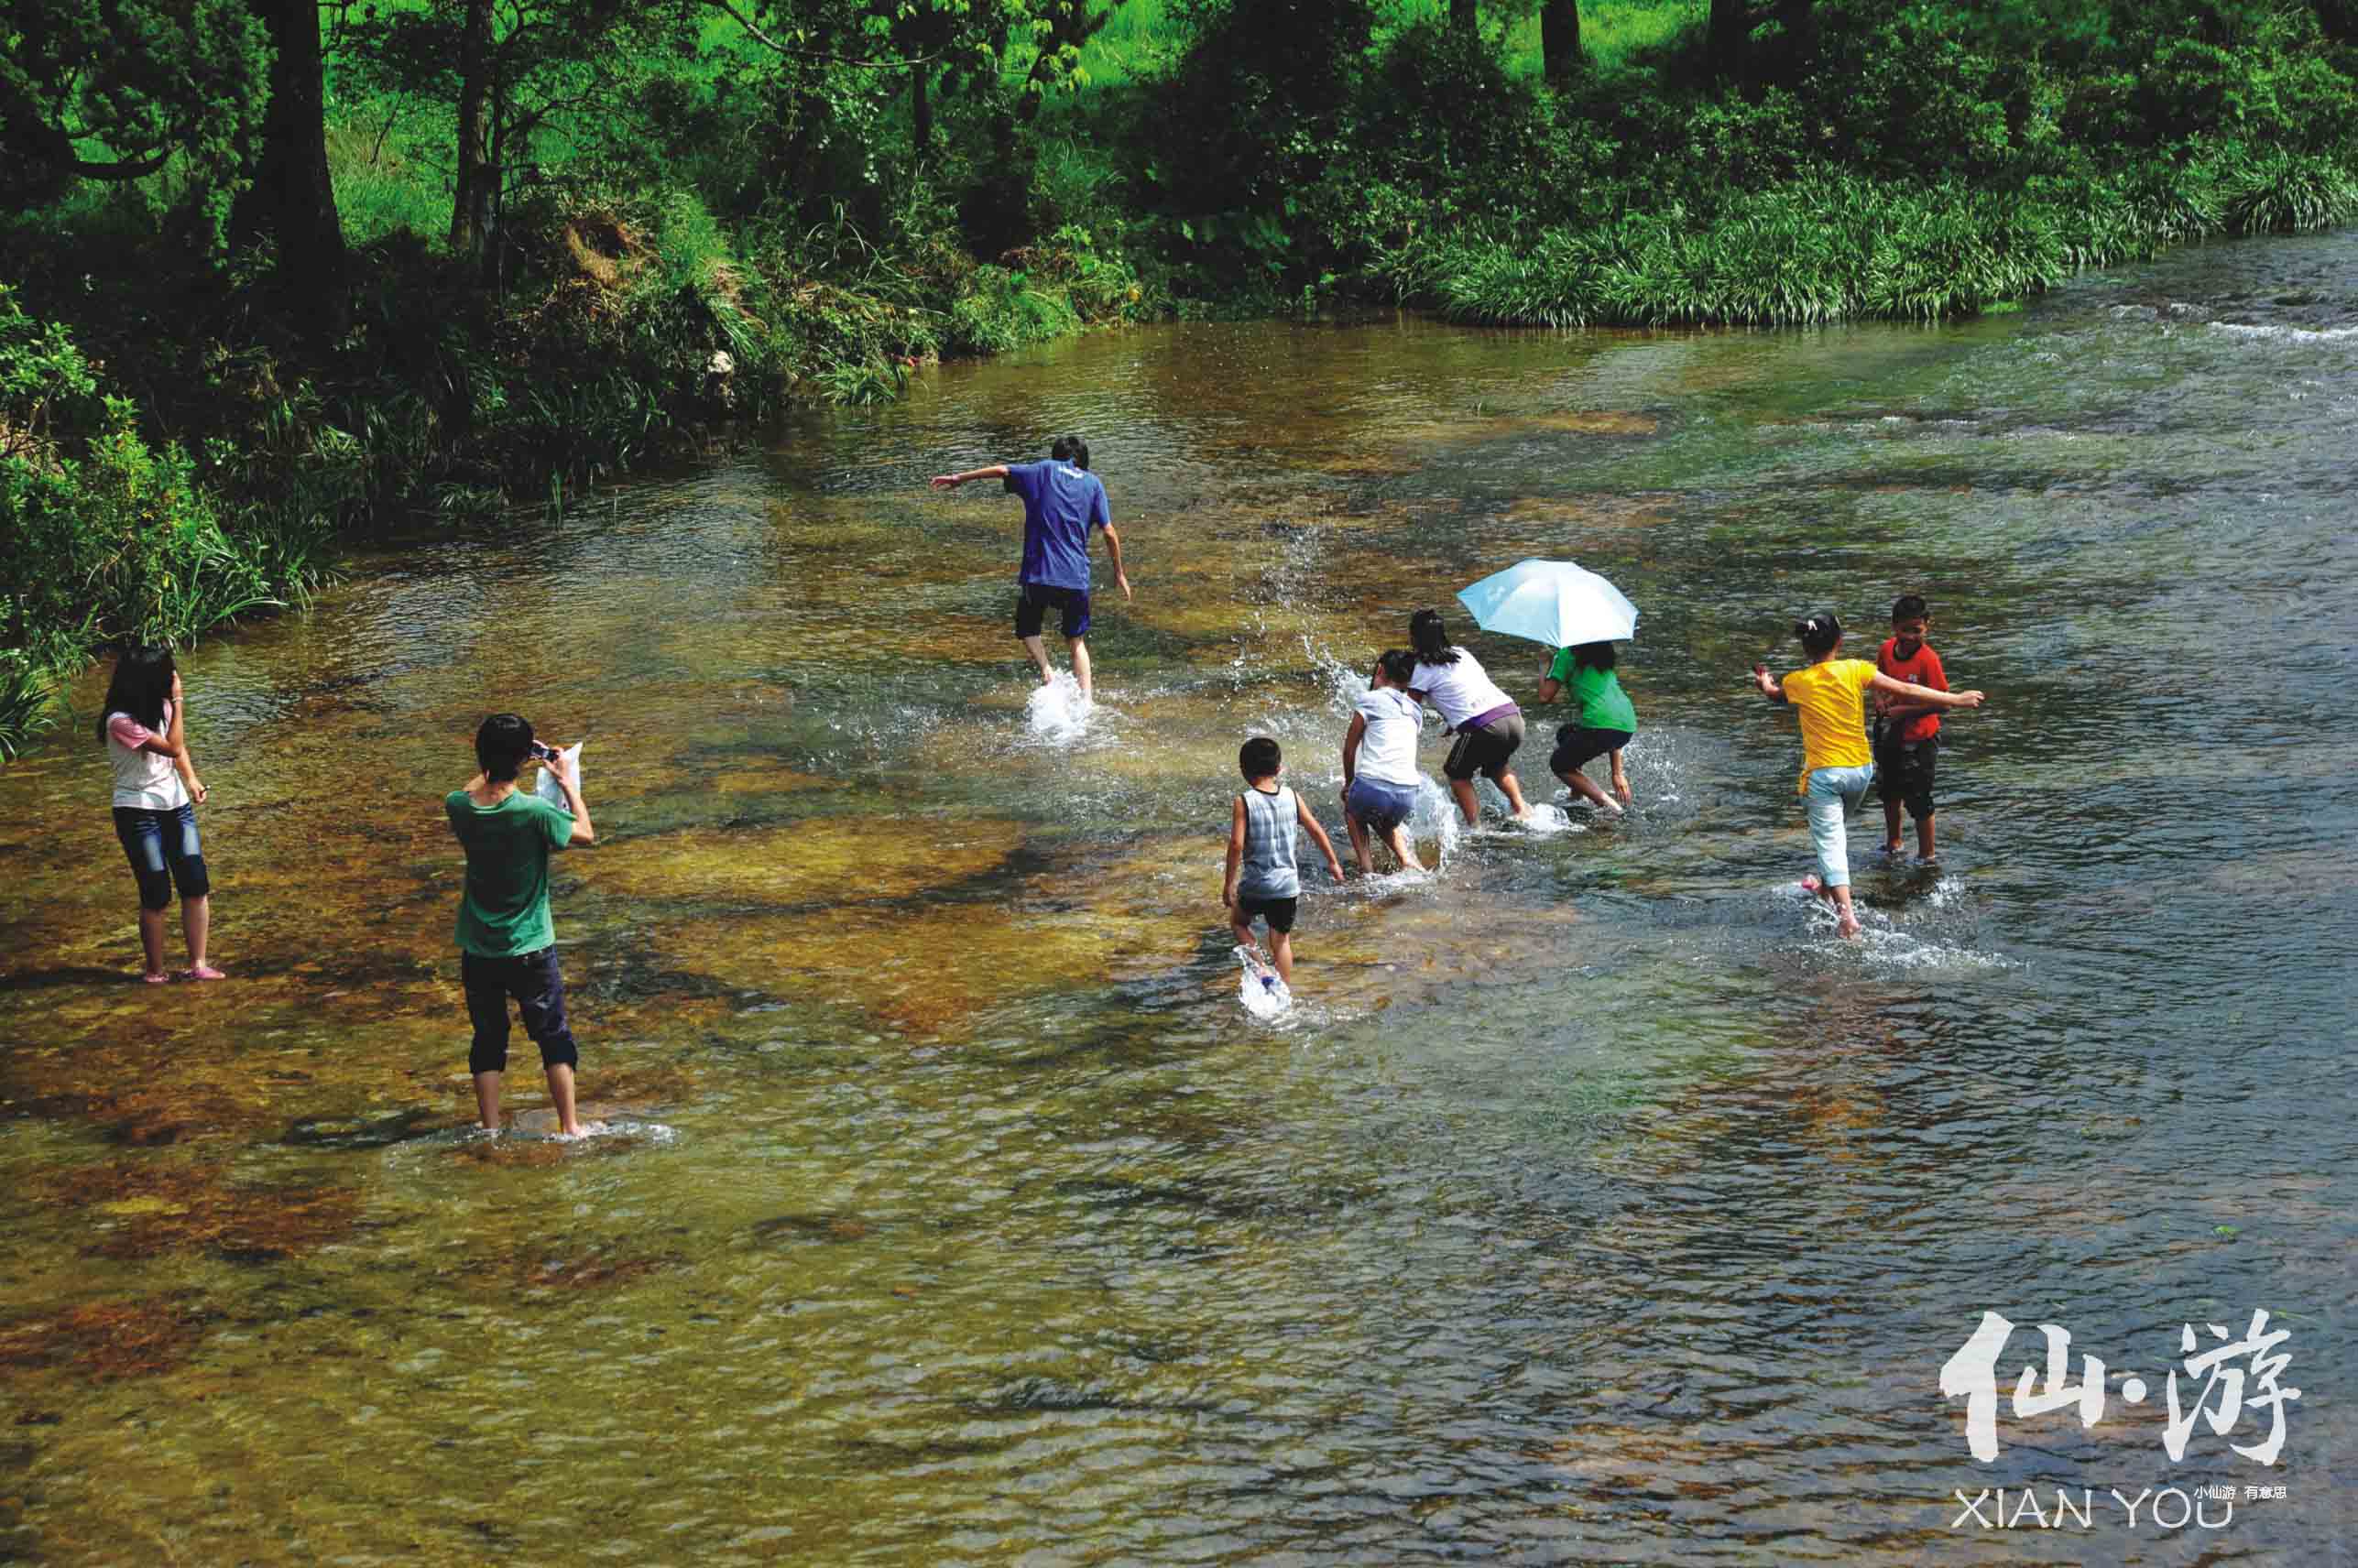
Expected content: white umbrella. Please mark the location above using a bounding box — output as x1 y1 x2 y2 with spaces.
1455 559 1639 648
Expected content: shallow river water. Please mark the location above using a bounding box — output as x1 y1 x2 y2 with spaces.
1 233 2354 1565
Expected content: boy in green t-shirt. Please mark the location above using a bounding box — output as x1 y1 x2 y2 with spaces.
446 713 595 1136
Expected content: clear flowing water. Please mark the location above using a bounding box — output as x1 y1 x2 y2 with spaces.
2 234 2353 1565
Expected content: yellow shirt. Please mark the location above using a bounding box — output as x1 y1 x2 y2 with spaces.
1782 658 1878 793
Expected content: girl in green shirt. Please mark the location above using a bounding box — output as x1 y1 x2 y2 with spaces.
1535 640 1636 814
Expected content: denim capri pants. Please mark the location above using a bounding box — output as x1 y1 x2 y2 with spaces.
1805 764 1876 888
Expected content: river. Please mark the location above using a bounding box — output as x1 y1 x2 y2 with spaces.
0 232 2352 1564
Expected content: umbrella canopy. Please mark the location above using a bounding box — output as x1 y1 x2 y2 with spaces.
1455 559 1640 648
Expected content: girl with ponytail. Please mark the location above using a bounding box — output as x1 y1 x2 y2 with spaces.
1752 611 1986 937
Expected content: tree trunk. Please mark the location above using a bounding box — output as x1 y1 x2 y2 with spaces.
1541 0 1581 81
1449 0 1478 36
912 62 933 158
451 0 495 258
1707 0 1748 87
229 0 349 336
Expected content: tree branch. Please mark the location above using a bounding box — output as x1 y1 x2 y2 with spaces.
703 0 953 68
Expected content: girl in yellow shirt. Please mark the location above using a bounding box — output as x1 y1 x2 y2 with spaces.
1752 611 1985 937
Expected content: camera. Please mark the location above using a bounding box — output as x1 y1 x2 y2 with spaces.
529 741 558 762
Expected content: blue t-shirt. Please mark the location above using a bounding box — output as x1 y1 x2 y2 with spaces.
1005 462 1110 590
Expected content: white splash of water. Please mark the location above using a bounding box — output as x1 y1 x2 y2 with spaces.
1025 673 1096 741
2208 321 2358 343
1236 944 1293 1019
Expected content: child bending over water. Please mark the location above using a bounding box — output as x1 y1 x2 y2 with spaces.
1223 737 1345 985
1341 650 1428 874
1406 609 1531 827
1752 611 1984 938
99 646 221 983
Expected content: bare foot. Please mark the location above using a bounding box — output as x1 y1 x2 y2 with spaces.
1837 913 1862 939
181 964 226 981
142 971 169 985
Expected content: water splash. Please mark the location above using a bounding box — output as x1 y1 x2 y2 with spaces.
1236 944 1293 1019
1024 673 1097 742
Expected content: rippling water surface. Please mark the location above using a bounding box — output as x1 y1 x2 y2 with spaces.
2 234 2353 1564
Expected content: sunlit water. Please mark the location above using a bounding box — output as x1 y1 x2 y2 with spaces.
3 234 2354 1564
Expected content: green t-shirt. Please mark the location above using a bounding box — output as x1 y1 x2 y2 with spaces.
445 789 574 956
1546 651 1637 733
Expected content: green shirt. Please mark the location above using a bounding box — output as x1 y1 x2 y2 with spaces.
1546 651 1637 733
445 789 574 957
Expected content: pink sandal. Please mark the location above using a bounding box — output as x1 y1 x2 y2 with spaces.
142 971 169 985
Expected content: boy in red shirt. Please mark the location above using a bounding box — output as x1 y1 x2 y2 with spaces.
1874 594 1948 862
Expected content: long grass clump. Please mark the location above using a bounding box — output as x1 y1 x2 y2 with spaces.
1375 147 2358 330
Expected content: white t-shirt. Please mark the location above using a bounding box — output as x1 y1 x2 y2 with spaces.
1410 651 1512 731
106 705 190 811
1353 687 1425 787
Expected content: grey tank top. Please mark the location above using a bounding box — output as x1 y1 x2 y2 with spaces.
1238 786 1301 898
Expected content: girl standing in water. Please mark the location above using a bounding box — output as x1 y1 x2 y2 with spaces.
1406 609 1531 827
1536 640 1636 815
1752 612 1984 938
99 646 222 981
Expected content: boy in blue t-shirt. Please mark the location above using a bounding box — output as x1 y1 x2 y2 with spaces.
933 435 1132 700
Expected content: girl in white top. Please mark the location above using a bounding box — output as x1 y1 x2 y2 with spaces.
1405 609 1532 826
1340 649 1429 873
99 646 221 982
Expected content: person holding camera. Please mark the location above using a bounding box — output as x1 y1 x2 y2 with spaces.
446 713 595 1136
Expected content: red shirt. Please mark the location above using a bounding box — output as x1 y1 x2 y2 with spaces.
1877 637 1948 744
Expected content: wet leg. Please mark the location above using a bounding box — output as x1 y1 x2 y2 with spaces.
1448 778 1481 826
1556 767 1617 813
1383 822 1424 873
1495 769 1531 822
1345 808 1373 874
1831 884 1861 939
1269 931 1295 985
1020 633 1055 685
544 1063 581 1137
137 907 168 982
473 1071 504 1132
1069 637 1093 702
180 895 222 979
1883 797 1905 857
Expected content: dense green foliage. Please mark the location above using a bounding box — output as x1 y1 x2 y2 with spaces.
4 0 2356 750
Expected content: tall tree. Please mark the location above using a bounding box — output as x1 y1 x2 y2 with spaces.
1707 0 1747 84
232 0 350 331
1451 0 1479 36
1540 0 1580 79
0 0 267 214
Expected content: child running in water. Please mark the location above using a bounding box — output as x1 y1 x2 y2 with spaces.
1406 609 1532 827
1536 640 1636 815
1223 736 1345 984
1752 611 1985 938
1874 593 1947 863
99 646 222 982
1341 650 1428 874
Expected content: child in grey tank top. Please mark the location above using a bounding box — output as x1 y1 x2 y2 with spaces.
1221 736 1345 986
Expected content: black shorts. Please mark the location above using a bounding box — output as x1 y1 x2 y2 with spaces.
1549 724 1632 775
1877 734 1938 818
1443 713 1525 782
1015 583 1091 640
1234 894 1298 934
461 947 580 1075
